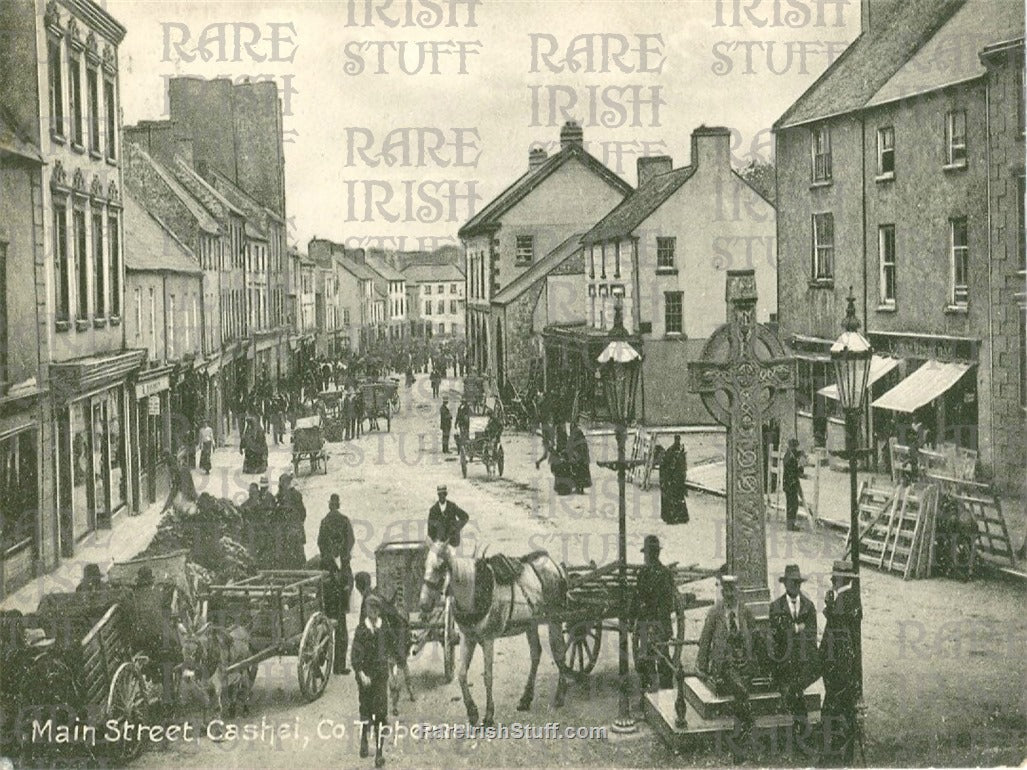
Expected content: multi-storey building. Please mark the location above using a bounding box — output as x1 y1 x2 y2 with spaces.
774 0 1024 493
459 121 632 389
402 263 466 339
545 126 777 424
364 252 408 342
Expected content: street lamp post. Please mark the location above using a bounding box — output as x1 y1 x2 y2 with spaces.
597 300 642 734
830 287 872 699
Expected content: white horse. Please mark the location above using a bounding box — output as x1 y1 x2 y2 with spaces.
419 540 570 726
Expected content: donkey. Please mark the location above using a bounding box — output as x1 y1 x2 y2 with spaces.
419 540 571 726
176 617 256 722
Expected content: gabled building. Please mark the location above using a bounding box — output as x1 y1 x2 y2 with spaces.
544 126 777 424
773 0 1024 493
363 251 408 341
459 121 632 385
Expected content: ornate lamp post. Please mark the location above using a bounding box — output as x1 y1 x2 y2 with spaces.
830 287 872 697
597 300 642 733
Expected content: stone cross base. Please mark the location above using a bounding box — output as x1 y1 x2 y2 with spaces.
682 676 823 720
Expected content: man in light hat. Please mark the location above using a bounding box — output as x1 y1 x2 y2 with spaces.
819 560 862 765
769 564 819 753
352 592 390 766
697 573 760 758
631 535 676 698
427 485 468 547
440 397 452 454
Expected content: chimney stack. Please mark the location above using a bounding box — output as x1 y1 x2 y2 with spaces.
560 120 583 151
637 156 673 188
529 147 548 171
690 125 731 171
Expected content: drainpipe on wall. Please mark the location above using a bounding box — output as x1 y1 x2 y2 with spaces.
984 77 995 472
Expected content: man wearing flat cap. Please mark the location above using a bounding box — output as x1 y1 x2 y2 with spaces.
697 573 760 757
819 560 863 766
427 485 469 547
351 590 390 766
631 535 677 698
769 564 819 753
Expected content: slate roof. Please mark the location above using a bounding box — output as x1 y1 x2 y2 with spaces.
204 166 286 224
402 263 466 284
774 0 967 129
123 191 202 274
171 157 246 221
458 143 633 239
337 255 377 282
492 232 585 306
583 167 696 245
865 0 1024 108
364 254 405 282
126 144 219 235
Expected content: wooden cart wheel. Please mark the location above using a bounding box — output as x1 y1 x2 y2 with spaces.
443 595 457 683
298 612 334 701
497 444 505 477
460 447 467 478
549 620 602 679
106 663 150 764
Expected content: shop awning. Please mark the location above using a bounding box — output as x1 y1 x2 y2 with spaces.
818 355 900 401
871 360 972 413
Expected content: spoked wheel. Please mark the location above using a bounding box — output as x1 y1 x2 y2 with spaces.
442 595 458 683
549 620 603 679
106 663 151 764
298 612 334 701
497 444 505 477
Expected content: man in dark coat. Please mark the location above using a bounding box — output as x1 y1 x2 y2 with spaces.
769 564 819 754
343 392 355 441
352 594 390 766
783 438 804 531
660 436 689 524
567 418 592 494
455 397 470 451
241 416 268 474
697 574 761 759
631 535 676 698
276 473 307 568
239 482 262 559
254 476 277 564
819 560 863 766
427 485 469 547
440 398 452 454
318 493 355 675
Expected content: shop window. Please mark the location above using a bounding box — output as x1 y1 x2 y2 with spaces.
0 431 38 557
71 402 91 539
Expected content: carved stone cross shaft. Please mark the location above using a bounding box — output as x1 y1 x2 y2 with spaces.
687 270 793 611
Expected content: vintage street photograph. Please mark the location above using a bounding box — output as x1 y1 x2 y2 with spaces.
0 0 1024 767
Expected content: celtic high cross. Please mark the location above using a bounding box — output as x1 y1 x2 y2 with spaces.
687 269 793 613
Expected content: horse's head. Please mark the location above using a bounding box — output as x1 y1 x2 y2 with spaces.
419 540 449 615
177 617 212 682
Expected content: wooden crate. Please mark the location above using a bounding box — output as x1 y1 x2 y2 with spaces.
375 542 427 617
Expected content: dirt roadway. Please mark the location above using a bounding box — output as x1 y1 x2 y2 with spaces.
134 373 1026 769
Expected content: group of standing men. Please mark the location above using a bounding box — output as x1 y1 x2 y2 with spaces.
239 473 307 570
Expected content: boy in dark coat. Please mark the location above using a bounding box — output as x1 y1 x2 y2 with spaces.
352 594 390 766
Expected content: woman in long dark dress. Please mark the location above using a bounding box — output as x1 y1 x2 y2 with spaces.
567 419 592 494
241 417 268 474
551 422 573 495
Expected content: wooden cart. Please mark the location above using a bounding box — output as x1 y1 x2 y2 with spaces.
361 379 399 432
458 415 504 479
203 571 334 701
375 541 458 682
462 374 488 415
292 415 329 476
547 561 716 679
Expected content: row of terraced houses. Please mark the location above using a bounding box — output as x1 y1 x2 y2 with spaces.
460 0 1025 496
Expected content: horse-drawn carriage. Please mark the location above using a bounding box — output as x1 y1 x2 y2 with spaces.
201 570 335 703
374 541 459 682
316 389 346 441
292 415 329 476
361 378 400 432
458 415 504 479
0 551 192 765
462 374 488 415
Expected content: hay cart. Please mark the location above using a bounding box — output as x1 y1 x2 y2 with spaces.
292 415 329 476
375 541 458 682
203 571 335 701
458 415 504 479
547 561 716 679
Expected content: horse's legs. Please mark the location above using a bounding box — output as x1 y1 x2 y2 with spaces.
481 638 495 727
458 637 479 725
548 622 570 708
390 663 400 716
517 626 542 711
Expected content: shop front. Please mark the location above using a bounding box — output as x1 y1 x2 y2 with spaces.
0 400 44 597
132 370 172 511
52 350 144 555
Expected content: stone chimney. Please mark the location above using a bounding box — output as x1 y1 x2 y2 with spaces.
637 156 673 188
529 147 548 171
560 120 583 151
861 0 902 33
690 125 731 171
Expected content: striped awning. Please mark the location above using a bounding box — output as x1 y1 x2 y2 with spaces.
818 355 900 401
871 360 972 413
